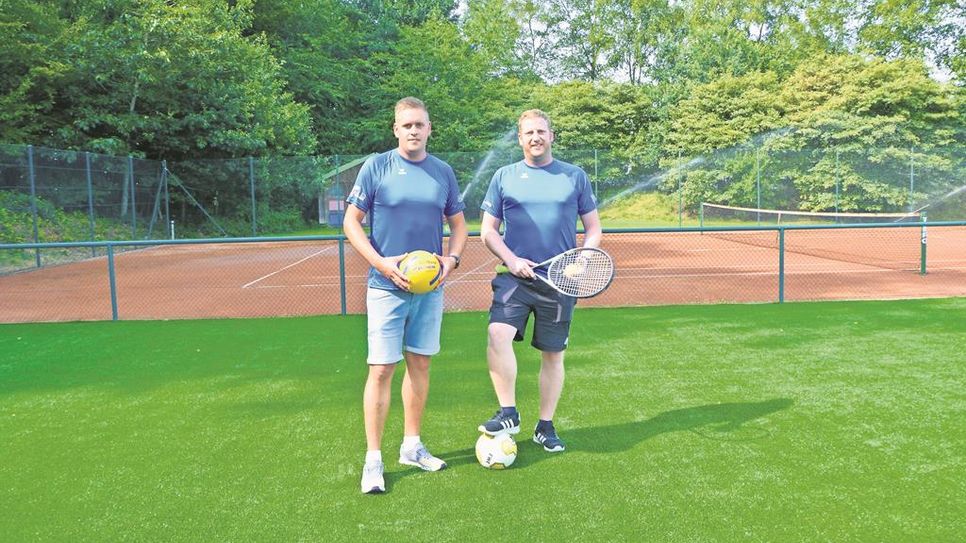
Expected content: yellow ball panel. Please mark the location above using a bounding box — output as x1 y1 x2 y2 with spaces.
399 250 442 294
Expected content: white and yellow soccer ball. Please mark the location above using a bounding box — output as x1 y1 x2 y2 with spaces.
398 250 442 294
475 433 518 469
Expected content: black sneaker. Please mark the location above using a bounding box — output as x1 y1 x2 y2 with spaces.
533 423 565 452
478 410 521 436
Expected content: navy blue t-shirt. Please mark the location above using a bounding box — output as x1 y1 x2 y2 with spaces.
347 150 465 290
481 159 596 265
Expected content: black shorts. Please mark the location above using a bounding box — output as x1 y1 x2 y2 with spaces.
488 273 577 352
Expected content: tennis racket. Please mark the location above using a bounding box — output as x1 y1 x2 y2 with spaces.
495 247 615 298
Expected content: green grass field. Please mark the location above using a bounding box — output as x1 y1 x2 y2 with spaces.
2 299 964 541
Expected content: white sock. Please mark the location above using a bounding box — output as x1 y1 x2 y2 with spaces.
365 450 382 464
402 435 421 450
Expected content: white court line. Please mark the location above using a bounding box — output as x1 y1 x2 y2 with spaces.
257 263 965 288
445 256 501 285
243 255 966 290
242 246 336 289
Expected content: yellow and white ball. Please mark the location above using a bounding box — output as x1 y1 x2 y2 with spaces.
398 250 443 294
475 433 518 469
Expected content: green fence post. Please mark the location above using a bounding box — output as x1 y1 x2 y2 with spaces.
920 214 927 275
756 147 761 225
909 147 915 211
678 150 683 227
778 228 785 303
162 160 171 239
86 152 96 255
834 150 840 215
128 156 136 238
593 149 599 197
107 244 119 320
339 237 347 316
27 145 41 267
249 157 256 237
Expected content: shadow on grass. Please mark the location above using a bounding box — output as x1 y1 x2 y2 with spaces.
488 398 792 472
387 398 793 488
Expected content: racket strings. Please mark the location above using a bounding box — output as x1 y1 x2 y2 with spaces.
547 250 614 297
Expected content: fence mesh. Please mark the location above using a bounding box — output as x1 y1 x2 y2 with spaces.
1 224 964 323
1 141 963 275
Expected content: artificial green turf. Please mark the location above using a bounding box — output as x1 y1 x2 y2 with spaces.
1 299 964 541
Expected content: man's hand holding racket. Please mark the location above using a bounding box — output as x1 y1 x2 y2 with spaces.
504 255 539 279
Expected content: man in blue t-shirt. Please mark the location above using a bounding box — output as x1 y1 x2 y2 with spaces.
344 97 467 494
477 109 602 453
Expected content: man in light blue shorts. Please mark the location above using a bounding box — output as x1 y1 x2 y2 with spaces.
343 97 467 494
477 109 602 453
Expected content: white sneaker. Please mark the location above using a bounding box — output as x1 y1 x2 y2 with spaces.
360 461 385 494
398 442 447 472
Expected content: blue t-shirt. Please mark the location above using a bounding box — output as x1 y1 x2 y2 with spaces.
480 159 597 265
347 149 465 290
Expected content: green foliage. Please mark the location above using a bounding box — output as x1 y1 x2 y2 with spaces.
366 14 524 151
1 0 960 226
597 191 683 225
2 0 316 159
663 54 960 212
533 81 662 170
0 190 142 245
667 71 785 155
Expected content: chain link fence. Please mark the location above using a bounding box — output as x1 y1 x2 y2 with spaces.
2 141 963 276
1 222 964 323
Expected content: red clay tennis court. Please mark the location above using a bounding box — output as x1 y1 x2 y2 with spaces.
1 226 964 323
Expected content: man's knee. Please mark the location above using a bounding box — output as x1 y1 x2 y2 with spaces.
368 364 396 383
488 322 517 345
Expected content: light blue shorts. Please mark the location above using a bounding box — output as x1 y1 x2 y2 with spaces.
366 286 444 365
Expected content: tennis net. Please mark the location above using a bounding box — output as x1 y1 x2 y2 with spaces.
699 203 922 226
698 204 925 271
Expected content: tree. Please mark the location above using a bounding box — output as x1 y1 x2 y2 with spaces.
250 0 372 155
663 54 960 212
0 0 68 143
365 14 524 152
857 0 963 78
462 0 540 79
3 0 315 158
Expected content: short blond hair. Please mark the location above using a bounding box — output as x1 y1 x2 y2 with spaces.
395 97 428 117
518 109 552 132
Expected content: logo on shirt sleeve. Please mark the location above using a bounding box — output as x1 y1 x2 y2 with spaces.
349 185 365 202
